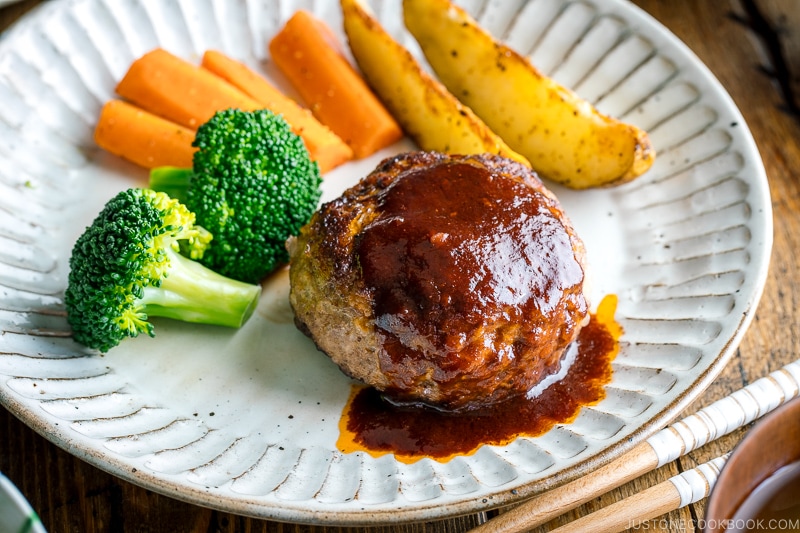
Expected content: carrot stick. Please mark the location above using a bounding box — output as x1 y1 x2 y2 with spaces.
94 99 196 169
268 10 403 159
200 50 353 173
115 48 261 130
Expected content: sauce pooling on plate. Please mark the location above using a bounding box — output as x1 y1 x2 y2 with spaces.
337 294 621 462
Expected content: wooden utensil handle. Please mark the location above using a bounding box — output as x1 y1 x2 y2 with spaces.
470 361 800 533
549 454 728 533
468 442 659 533
647 361 800 467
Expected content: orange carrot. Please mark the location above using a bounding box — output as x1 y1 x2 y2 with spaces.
94 99 196 169
200 50 353 173
268 10 403 159
115 48 261 130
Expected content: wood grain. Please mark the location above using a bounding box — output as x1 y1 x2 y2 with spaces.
751 0 800 115
3 0 800 532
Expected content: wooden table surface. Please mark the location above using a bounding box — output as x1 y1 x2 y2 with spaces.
2 0 799 531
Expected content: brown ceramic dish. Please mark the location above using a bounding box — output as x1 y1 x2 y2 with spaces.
704 397 800 532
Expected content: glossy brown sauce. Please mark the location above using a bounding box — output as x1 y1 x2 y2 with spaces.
354 160 587 408
337 294 621 463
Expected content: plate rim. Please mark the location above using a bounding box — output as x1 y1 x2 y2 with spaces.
0 0 773 524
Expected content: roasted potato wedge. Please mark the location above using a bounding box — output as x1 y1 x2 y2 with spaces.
403 0 655 189
339 0 528 166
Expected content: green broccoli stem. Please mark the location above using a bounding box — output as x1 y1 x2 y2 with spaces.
139 247 260 328
149 167 193 203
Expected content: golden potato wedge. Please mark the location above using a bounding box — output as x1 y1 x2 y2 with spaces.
339 0 529 166
403 0 655 189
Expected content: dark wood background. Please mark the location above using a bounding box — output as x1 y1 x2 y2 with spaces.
2 0 800 531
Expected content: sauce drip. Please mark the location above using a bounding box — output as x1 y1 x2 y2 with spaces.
337 294 621 463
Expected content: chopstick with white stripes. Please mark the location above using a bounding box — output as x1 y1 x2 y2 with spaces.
548 453 730 533
469 360 800 533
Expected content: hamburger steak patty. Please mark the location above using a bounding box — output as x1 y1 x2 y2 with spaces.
287 152 590 411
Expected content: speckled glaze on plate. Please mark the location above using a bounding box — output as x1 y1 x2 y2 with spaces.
0 0 772 525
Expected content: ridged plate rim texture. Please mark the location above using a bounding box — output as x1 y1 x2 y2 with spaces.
0 0 772 525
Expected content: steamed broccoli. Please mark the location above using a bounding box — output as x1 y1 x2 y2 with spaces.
149 108 323 284
65 188 261 352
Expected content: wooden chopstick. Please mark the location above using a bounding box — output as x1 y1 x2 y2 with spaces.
468 360 800 533
549 453 730 533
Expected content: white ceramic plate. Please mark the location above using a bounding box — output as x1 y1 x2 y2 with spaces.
0 0 772 525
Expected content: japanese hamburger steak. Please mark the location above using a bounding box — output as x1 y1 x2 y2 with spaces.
287 152 590 411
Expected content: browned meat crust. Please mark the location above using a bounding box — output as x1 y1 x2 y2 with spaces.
288 151 589 411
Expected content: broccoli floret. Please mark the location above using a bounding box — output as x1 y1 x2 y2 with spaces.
65 188 261 352
149 108 323 284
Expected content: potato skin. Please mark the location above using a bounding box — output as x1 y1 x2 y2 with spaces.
403 0 656 189
339 0 528 165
